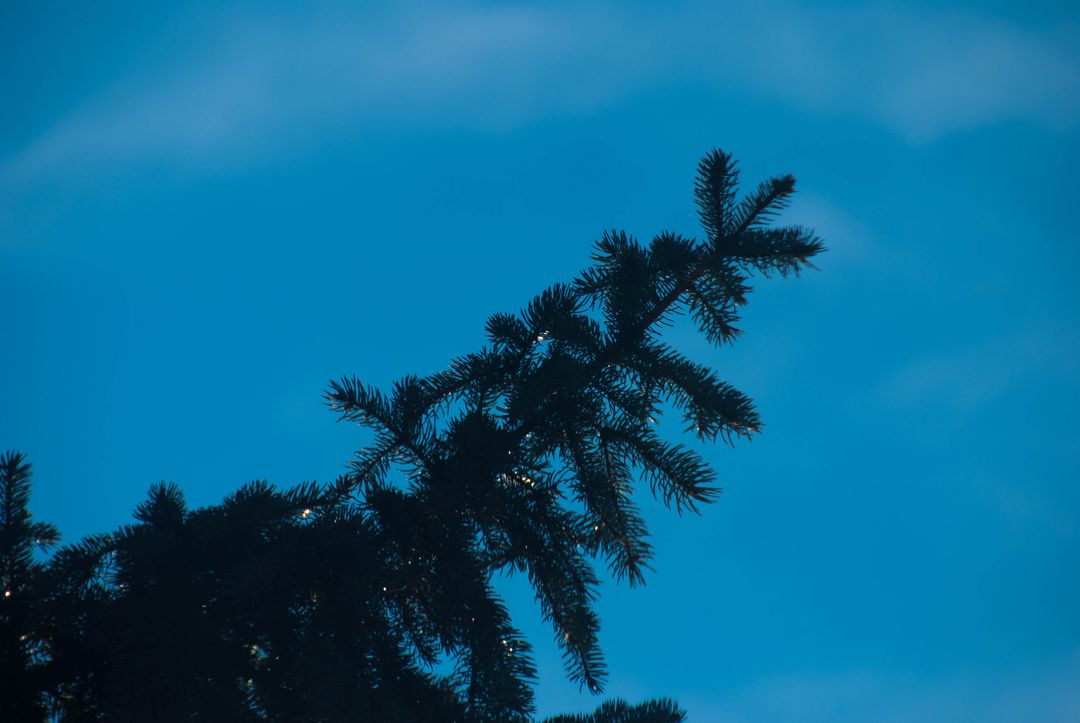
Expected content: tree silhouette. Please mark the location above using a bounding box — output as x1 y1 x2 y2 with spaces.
4 149 823 721
1 452 60 720
542 698 686 723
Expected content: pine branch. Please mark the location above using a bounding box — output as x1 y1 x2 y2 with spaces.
316 147 825 706
727 174 797 236
725 225 826 276
694 148 739 243
543 697 687 723
686 277 743 346
600 424 720 514
326 376 438 473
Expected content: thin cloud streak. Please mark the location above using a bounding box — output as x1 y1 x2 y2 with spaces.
881 325 1080 414
4 2 1079 182
682 654 1080 722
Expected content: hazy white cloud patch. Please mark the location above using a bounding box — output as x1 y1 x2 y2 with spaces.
867 12 1080 140
786 194 888 271
2 4 634 181
743 5 1080 141
879 323 1080 537
881 324 1079 414
3 2 1078 182
683 654 1080 722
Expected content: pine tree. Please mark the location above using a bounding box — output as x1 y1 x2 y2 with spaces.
542 697 686 723
1 451 60 720
8 148 824 721
322 147 824 716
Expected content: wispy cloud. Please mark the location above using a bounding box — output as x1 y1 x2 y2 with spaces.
681 654 1080 722
870 12 1080 139
881 324 1079 414
4 2 1078 181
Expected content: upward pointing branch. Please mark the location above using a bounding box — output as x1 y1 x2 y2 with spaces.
508 150 819 443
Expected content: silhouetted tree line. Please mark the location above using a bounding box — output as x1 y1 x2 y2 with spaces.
1 150 823 721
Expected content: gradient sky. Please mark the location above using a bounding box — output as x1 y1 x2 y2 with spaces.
2 1 1079 720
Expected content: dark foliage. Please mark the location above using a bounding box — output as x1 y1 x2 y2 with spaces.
2 149 823 720
543 698 687 723
1 451 60 721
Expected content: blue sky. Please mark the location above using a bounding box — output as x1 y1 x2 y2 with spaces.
2 1 1078 720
